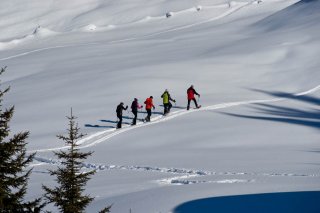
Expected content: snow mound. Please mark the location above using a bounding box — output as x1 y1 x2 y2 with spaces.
137 15 165 23
166 12 173 18
165 5 205 18
81 24 98 32
0 26 58 50
32 26 58 37
79 24 117 32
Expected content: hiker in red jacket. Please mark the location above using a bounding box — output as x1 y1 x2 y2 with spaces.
187 85 200 110
144 96 155 122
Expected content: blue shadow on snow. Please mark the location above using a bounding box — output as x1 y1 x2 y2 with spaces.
159 104 186 109
223 89 320 130
100 119 131 125
174 191 320 213
85 124 114 129
137 111 163 115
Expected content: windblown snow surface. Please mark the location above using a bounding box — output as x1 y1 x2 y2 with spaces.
1 0 320 212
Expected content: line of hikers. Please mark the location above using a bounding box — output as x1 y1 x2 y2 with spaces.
116 85 201 128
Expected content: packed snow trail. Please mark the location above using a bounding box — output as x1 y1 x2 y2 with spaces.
31 84 320 153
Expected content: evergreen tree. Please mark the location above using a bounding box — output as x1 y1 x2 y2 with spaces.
0 66 43 212
43 109 97 213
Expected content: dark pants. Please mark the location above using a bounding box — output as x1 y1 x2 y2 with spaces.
163 102 172 115
132 111 138 125
145 109 152 122
187 98 198 110
117 115 122 128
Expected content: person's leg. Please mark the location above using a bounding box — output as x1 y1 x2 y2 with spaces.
147 109 151 121
145 110 148 121
117 116 122 128
149 109 152 121
168 102 172 113
193 98 198 108
164 104 168 114
187 99 191 110
132 111 137 125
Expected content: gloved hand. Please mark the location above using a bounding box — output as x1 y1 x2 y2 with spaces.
153 106 155 110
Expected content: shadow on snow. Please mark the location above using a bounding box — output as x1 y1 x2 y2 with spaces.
223 89 320 130
138 111 163 115
174 191 320 213
159 104 186 109
100 119 130 125
84 124 115 129
251 88 320 105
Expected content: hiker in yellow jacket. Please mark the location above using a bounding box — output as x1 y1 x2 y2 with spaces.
161 89 176 115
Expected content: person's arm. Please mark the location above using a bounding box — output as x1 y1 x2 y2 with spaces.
194 89 200 97
169 94 175 102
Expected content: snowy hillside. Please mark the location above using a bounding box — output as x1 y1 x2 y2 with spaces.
1 0 319 212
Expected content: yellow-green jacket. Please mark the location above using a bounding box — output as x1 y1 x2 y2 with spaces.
161 91 174 104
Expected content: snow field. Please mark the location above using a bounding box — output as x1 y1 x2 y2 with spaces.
1 0 319 212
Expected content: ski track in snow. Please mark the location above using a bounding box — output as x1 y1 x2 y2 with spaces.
28 84 320 186
0 0 258 61
31 156 319 186
30 84 320 153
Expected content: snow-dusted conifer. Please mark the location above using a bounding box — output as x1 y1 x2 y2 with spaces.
43 109 110 212
0 66 43 212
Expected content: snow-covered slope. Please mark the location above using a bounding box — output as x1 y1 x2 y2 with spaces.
1 0 319 212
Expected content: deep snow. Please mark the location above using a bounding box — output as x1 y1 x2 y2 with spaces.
1 0 319 212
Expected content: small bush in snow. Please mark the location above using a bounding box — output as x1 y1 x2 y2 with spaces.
166 12 173 18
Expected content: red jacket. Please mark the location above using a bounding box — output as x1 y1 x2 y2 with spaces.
187 87 199 100
144 98 154 110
